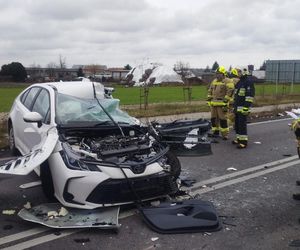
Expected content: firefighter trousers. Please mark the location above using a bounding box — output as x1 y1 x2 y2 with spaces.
210 106 229 137
235 112 248 145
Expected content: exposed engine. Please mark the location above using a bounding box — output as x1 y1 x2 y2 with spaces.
61 131 171 174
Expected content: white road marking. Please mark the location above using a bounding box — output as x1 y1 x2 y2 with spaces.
19 181 41 189
249 117 292 126
0 227 49 245
190 155 299 191
191 159 300 196
2 156 299 249
1 229 77 250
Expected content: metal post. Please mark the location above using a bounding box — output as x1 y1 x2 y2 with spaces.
276 62 279 95
291 62 295 94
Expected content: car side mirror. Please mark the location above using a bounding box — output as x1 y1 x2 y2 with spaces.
23 112 43 128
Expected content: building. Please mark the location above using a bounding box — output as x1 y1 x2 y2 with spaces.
266 60 300 83
108 68 130 81
26 67 78 82
82 65 107 77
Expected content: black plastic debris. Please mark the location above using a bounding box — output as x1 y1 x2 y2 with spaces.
179 175 196 187
74 238 90 243
282 154 292 157
289 240 300 247
140 199 221 234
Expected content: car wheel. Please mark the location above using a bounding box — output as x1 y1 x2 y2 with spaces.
166 151 181 179
8 125 19 156
40 161 56 201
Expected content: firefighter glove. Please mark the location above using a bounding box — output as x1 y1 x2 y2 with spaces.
222 105 228 112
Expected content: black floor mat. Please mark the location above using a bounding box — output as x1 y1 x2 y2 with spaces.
140 199 222 234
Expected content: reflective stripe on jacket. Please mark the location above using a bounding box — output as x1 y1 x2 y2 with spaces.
207 78 234 107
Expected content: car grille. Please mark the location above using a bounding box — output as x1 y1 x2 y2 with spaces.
86 173 177 204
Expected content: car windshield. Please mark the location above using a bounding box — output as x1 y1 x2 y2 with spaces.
56 93 136 125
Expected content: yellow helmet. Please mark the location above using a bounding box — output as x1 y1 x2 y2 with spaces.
216 66 227 75
231 68 240 77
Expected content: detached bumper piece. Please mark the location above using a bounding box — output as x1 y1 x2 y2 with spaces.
87 173 178 204
140 199 222 234
155 119 212 156
18 203 120 229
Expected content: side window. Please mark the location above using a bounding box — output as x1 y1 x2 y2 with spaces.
23 88 41 110
32 89 51 124
20 90 30 104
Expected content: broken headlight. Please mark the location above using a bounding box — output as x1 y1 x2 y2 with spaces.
60 143 101 172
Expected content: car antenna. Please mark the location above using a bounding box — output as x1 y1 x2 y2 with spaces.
92 82 125 137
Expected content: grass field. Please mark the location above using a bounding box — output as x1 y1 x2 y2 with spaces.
0 83 300 113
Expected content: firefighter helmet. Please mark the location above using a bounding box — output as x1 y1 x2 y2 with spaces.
216 66 227 75
231 68 241 77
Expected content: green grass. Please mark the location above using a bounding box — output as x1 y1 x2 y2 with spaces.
113 86 207 104
0 83 300 113
0 86 26 112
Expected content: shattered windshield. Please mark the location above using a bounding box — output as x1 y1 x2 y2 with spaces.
56 93 136 125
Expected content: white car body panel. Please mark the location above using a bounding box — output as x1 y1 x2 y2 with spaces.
0 131 58 175
3 81 180 209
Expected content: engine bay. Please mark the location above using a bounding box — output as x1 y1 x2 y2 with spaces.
59 128 170 174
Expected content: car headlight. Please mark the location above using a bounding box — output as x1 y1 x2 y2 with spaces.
60 143 101 172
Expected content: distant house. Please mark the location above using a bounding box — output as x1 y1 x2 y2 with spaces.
107 68 130 81
26 67 78 82
83 65 107 77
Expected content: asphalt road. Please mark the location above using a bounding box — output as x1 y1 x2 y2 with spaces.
0 118 300 250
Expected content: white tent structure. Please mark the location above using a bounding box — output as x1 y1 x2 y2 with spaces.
126 63 183 86
146 65 183 85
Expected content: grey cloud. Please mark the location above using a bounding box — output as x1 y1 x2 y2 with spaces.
1 0 300 68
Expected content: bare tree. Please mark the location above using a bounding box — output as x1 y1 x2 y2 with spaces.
85 64 98 78
174 61 192 103
47 62 57 79
174 61 190 83
59 54 66 69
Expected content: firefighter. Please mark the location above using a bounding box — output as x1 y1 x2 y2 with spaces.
291 118 300 200
232 68 255 149
292 118 300 158
207 66 234 140
227 68 241 128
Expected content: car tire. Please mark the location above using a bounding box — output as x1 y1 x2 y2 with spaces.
8 125 19 156
166 151 181 179
40 161 56 201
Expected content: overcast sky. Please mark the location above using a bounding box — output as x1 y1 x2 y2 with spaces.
1 0 299 69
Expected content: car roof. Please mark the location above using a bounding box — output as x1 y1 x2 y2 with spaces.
32 81 105 99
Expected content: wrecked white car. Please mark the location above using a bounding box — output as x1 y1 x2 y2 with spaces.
1 81 211 210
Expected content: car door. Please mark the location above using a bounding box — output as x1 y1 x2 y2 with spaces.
22 88 53 152
13 87 42 154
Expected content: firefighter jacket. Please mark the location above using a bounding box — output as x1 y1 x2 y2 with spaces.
234 75 255 113
207 78 234 107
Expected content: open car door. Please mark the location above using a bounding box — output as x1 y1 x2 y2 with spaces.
153 119 212 157
0 131 58 175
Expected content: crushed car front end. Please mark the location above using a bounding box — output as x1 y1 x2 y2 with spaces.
49 125 179 209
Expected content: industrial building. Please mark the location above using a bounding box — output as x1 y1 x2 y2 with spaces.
266 60 300 83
